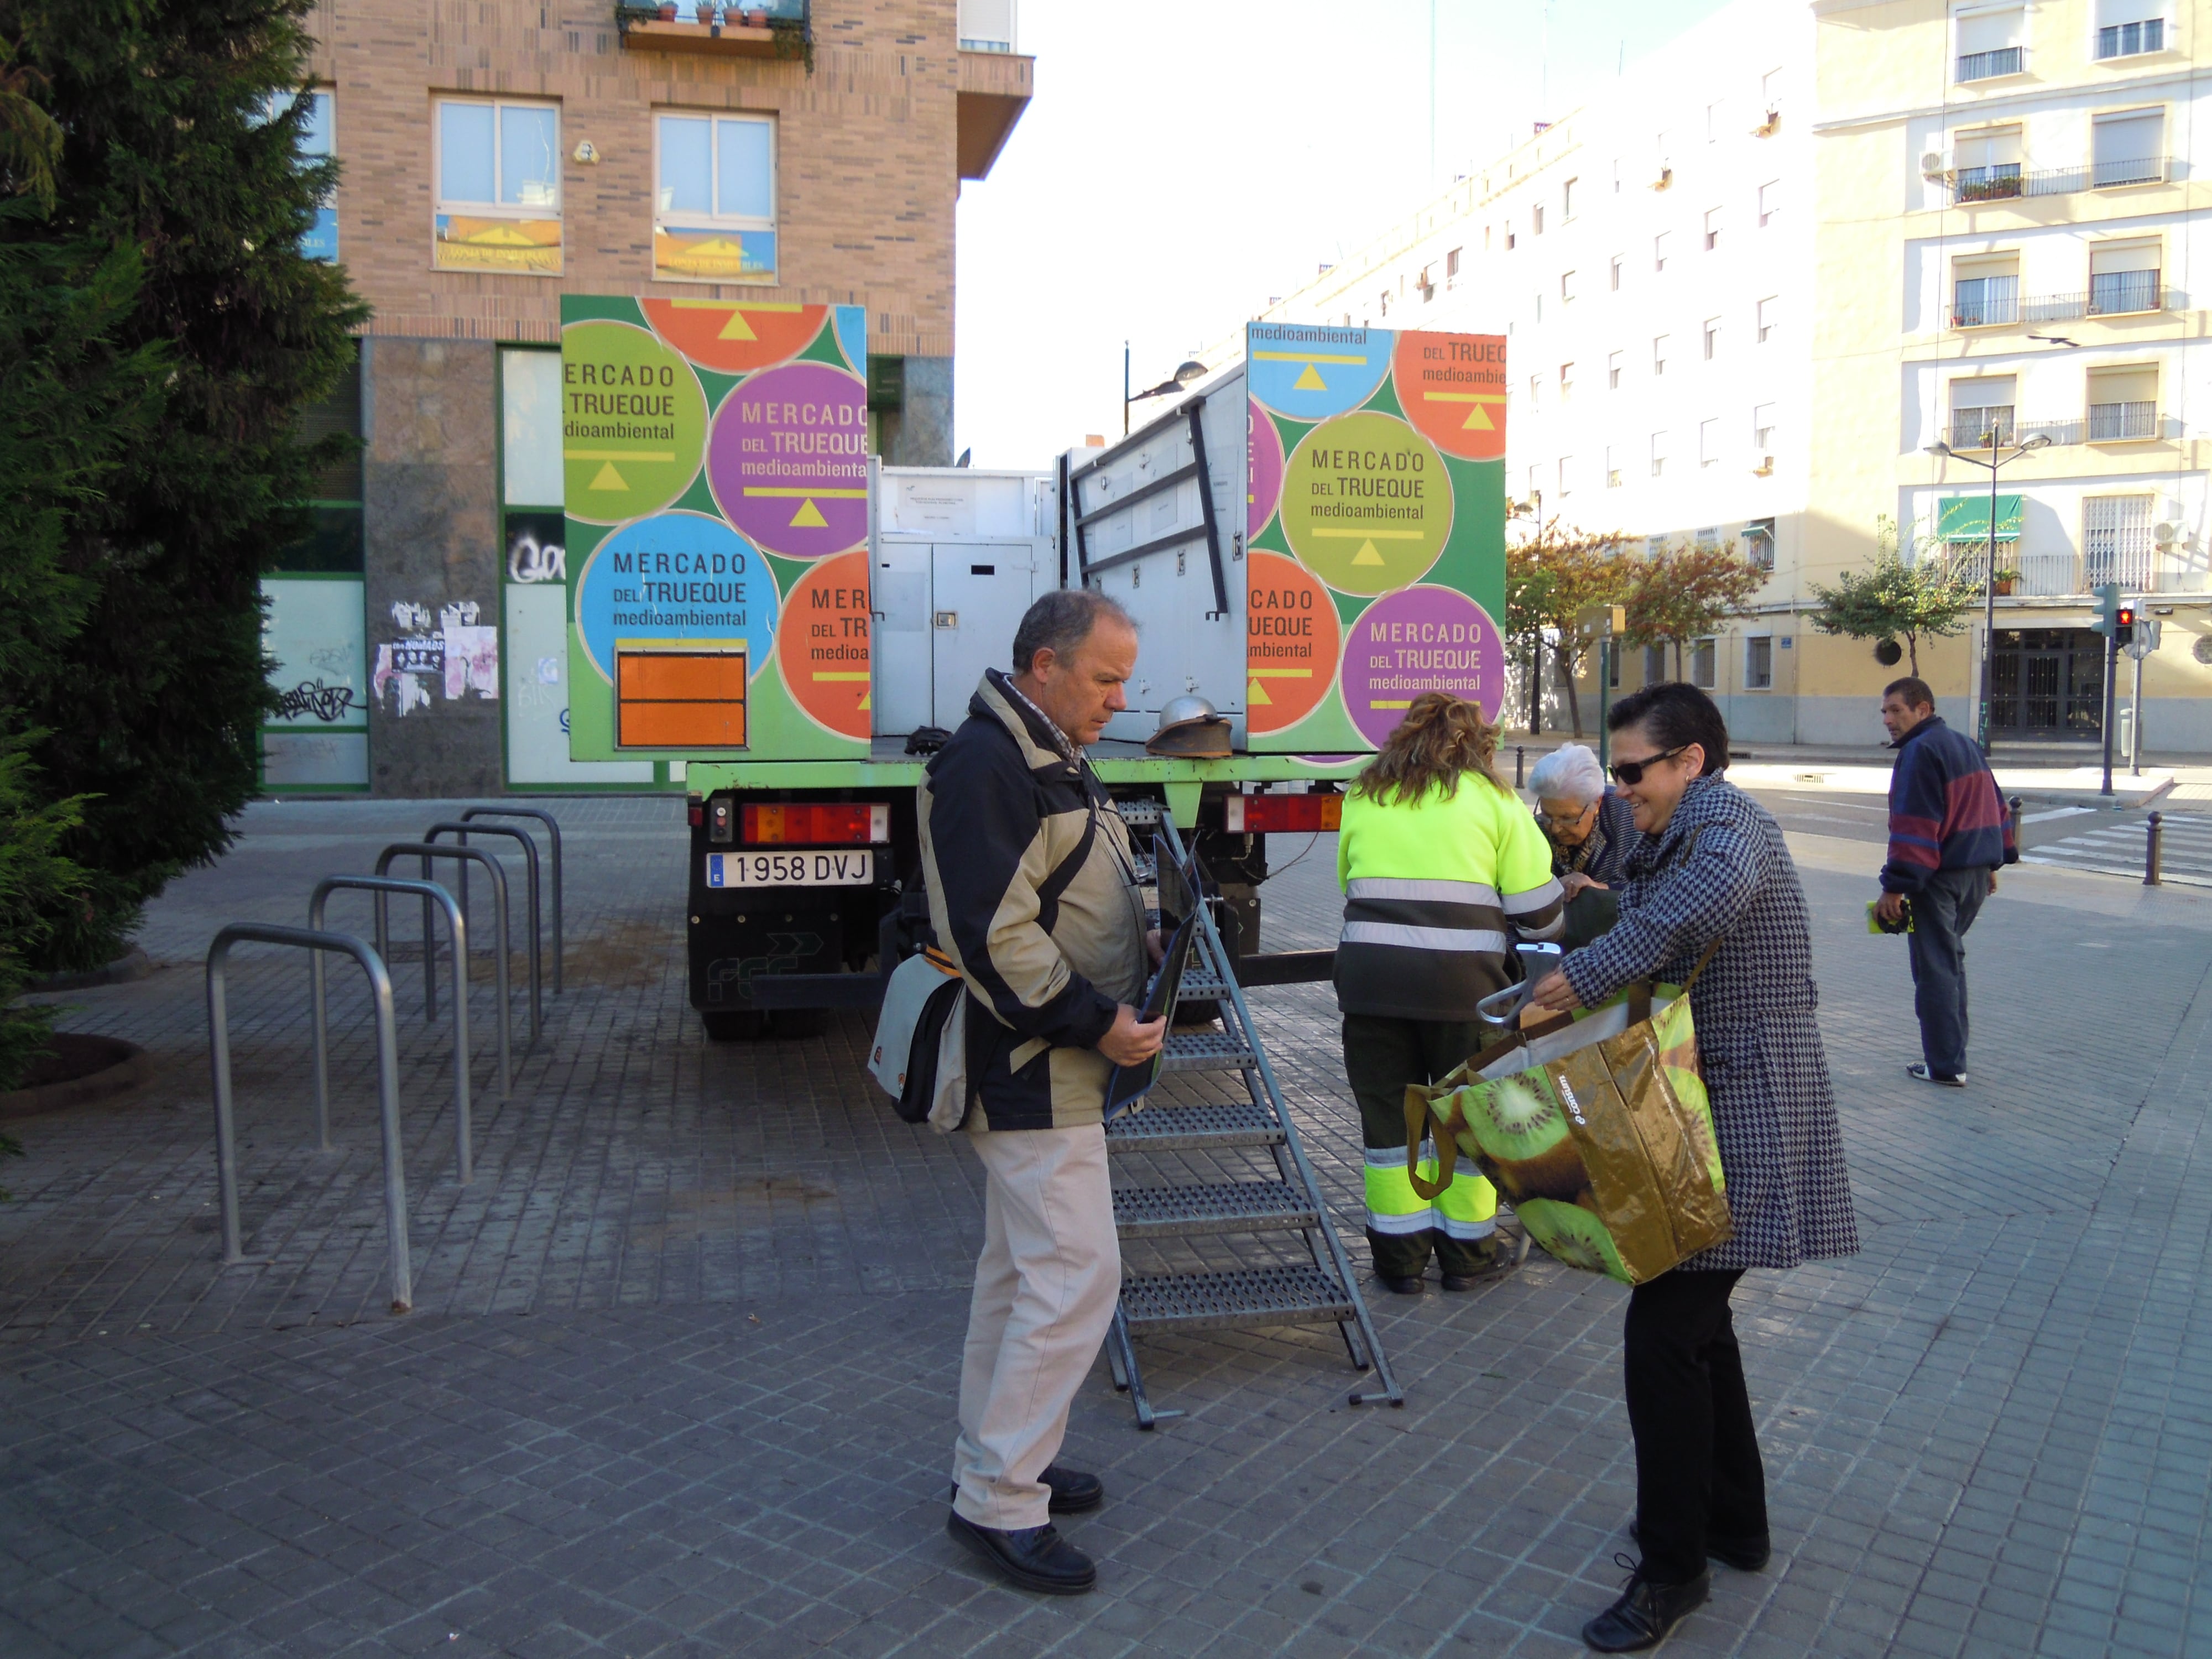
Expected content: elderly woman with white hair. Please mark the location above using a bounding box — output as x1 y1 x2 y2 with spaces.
1528 744 1642 946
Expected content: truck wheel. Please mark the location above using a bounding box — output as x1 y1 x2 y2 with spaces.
770 1007 828 1039
702 1009 768 1042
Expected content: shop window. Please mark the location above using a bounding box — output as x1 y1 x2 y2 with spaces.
434 98 561 273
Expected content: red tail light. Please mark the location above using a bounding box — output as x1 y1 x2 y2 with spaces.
741 802 890 845
1223 792 1342 834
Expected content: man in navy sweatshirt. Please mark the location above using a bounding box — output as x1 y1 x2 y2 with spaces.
1876 677 2018 1086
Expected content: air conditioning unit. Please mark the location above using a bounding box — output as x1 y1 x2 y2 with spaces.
1919 150 1950 179
2153 520 2181 545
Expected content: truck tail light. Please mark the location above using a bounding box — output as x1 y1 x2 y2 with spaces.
1223 792 1342 834
742 802 890 845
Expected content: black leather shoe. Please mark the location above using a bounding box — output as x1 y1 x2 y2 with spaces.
945 1510 1097 1594
1629 1519 1770 1573
1581 1562 1709 1652
948 1464 1103 1515
1379 1274 1426 1295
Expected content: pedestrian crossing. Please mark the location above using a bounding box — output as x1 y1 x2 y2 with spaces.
2022 807 2212 889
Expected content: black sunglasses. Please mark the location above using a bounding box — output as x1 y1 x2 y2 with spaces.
1609 745 1687 786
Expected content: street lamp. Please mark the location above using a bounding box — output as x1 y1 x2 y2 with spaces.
1923 428 2051 754
1123 347 1208 435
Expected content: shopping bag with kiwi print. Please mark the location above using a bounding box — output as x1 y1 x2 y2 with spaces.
1402 953 1731 1285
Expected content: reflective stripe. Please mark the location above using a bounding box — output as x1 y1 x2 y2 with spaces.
1366 1207 1435 1235
1341 921 1510 953
1366 1145 1430 1168
1500 878 1566 915
1434 1214 1499 1240
1347 877 1501 906
1520 910 1568 943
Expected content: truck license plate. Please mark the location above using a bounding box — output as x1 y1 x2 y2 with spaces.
706 851 875 889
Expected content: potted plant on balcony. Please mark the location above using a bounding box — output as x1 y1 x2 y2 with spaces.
744 7 767 25
656 2 677 19
1990 566 2020 596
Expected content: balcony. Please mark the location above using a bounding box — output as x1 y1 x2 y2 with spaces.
957 47 1033 180
2088 401 2159 442
1950 155 2171 204
618 0 810 60
1957 46 2023 81
1953 273 2171 330
1947 408 2165 449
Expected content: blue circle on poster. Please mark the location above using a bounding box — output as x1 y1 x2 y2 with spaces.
1246 323 1392 421
574 512 778 685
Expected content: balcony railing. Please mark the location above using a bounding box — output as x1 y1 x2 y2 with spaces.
1948 409 2017 448
1943 548 2206 598
2090 269 2162 314
617 0 811 59
1952 289 2018 327
2088 401 2159 442
2097 19 2164 59
1945 408 2163 448
1957 46 2023 81
1955 275 2171 328
1951 155 2170 203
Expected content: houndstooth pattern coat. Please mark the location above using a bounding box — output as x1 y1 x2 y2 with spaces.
1559 774 1860 1272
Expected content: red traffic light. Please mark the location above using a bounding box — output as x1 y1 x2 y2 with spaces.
2117 607 2137 627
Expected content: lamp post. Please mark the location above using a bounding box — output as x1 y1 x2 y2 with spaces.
1923 428 2050 754
1124 355 1208 437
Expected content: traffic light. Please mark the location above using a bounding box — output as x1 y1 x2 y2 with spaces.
2091 583 2123 637
2115 604 2137 648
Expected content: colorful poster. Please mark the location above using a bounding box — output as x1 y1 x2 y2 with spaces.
561 298 869 760
434 213 562 274
1245 324 1507 753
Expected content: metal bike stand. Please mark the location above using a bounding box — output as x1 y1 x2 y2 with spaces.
312 877 483 1183
460 807 563 994
206 923 415 1314
375 843 520 1056
425 820 541 1040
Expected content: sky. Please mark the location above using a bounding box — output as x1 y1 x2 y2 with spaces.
951 0 1740 470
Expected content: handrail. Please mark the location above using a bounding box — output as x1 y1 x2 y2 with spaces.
206 923 413 1313
426 821 541 1040
375 843 521 1053
460 807 564 993
311 877 487 1187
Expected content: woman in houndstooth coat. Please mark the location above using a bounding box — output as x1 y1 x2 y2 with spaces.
1527 682 1858 1653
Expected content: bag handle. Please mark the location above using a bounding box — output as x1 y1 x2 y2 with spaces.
1404 1086 1458 1202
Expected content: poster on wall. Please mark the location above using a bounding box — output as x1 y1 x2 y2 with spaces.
1243 322 1507 753
559 297 870 761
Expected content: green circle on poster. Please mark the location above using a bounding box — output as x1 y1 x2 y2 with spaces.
560 320 708 524
1281 411 1453 595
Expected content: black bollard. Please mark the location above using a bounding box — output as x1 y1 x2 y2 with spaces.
2146 812 2164 886
1516 746 1526 788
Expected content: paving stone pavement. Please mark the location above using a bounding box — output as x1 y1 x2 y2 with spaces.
3 796 2210 1657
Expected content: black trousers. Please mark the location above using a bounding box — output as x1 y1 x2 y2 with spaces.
1907 865 1987 1078
1340 1014 1494 1280
1624 1267 1766 1584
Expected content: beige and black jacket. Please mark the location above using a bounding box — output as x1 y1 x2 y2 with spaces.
918 670 1149 1131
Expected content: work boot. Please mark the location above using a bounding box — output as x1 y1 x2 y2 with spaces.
1378 1273 1426 1295
945 1511 1097 1595
948 1464 1103 1515
1581 1558 1709 1652
1441 1232 1528 1291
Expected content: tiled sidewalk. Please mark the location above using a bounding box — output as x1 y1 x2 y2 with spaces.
2 799 2208 1656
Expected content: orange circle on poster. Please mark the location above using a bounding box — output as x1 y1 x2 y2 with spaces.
641 299 827 374
778 550 872 739
1246 552 1340 734
1392 331 1508 461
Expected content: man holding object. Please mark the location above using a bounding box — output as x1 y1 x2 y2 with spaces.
919 590 1164 1595
1875 677 2016 1087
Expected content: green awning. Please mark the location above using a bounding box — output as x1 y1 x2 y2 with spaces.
1938 494 2023 541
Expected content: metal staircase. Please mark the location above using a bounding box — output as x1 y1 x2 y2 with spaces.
1101 806 1402 1428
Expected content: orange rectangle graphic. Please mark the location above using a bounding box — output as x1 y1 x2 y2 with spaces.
617 650 747 748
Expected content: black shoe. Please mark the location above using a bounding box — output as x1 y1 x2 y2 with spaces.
945 1510 1097 1595
1581 1561 1709 1652
1906 1062 1966 1087
1442 1232 1531 1291
1629 1519 1771 1573
949 1464 1103 1515
1378 1273 1426 1295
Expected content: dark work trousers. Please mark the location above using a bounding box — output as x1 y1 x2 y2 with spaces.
1907 865 1989 1078
1624 1268 1765 1585
1341 1014 1494 1280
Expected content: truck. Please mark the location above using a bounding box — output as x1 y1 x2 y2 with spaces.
556 298 1509 1034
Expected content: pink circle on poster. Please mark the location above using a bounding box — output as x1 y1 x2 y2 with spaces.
1248 397 1284 536
1339 585 1506 748
707 361 869 558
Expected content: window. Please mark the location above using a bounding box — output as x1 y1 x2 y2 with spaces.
1533 204 1546 234
1950 374 2017 447
1608 350 1624 390
264 88 337 262
1744 518 1777 570
1563 177 1578 219
1704 208 1722 251
1559 361 1575 400
1952 259 2021 327
2084 494 2156 588
1380 290 1391 317
1562 269 1577 302
1653 232 1671 273
1606 446 1622 488
2097 2 2167 59
1757 295 1777 343
1446 247 1462 284
1645 644 1668 682
2089 241 2162 314
1754 403 1777 451
1707 101 1725 142
1558 456 1576 499
1703 317 1721 360
435 98 561 273
1762 67 1783 114
1695 526 1721 547
1745 636 1773 690
1650 431 1670 477
1528 373 1543 410
2087 366 2158 441
1532 291 1543 324
1506 220 1516 249
1957 6 2025 80
1653 335 1670 376
654 111 778 282
2093 108 2166 187
1758 180 1780 227
1610 254 1624 291
1690 638 1717 688
1700 418 1721 467
1645 536 1668 560
1953 124 2024 200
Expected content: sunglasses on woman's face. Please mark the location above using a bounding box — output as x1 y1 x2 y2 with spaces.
1609 745 1686 786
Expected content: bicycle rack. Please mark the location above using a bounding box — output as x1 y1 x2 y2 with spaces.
425 820 541 1040
460 807 563 994
206 923 414 1314
374 843 524 1047
311 877 487 1186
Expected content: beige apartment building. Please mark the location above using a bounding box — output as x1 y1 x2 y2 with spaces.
263 0 1030 796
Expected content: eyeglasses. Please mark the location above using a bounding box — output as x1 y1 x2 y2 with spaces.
1536 805 1594 828
1609 746 1686 786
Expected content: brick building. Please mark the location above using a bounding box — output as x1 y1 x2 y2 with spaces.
262 0 1030 797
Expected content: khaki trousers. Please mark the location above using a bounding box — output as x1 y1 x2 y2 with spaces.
951 1123 1120 1531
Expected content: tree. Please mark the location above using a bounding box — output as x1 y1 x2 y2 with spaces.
1503 541 1555 733
1510 520 1634 737
0 1 366 969
1623 540 1768 681
0 735 88 1098
1806 516 1981 677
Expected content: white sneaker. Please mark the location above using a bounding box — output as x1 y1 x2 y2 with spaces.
1907 1062 1966 1087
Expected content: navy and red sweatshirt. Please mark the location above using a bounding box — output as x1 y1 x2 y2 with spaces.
1882 716 2018 895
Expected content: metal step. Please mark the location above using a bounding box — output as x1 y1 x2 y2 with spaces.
1106 1100 1283 1152
1113 1180 1318 1238
1121 1263 1358 1335
1179 963 1229 998
1159 1030 1254 1072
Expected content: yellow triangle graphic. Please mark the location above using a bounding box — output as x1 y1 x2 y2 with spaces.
1248 676 1273 705
588 461 628 491
1351 539 1385 566
1294 362 1328 391
789 498 829 528
1461 404 1496 431
718 309 758 341
857 690 871 711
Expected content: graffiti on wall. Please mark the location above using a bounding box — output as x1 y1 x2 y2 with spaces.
373 598 500 717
